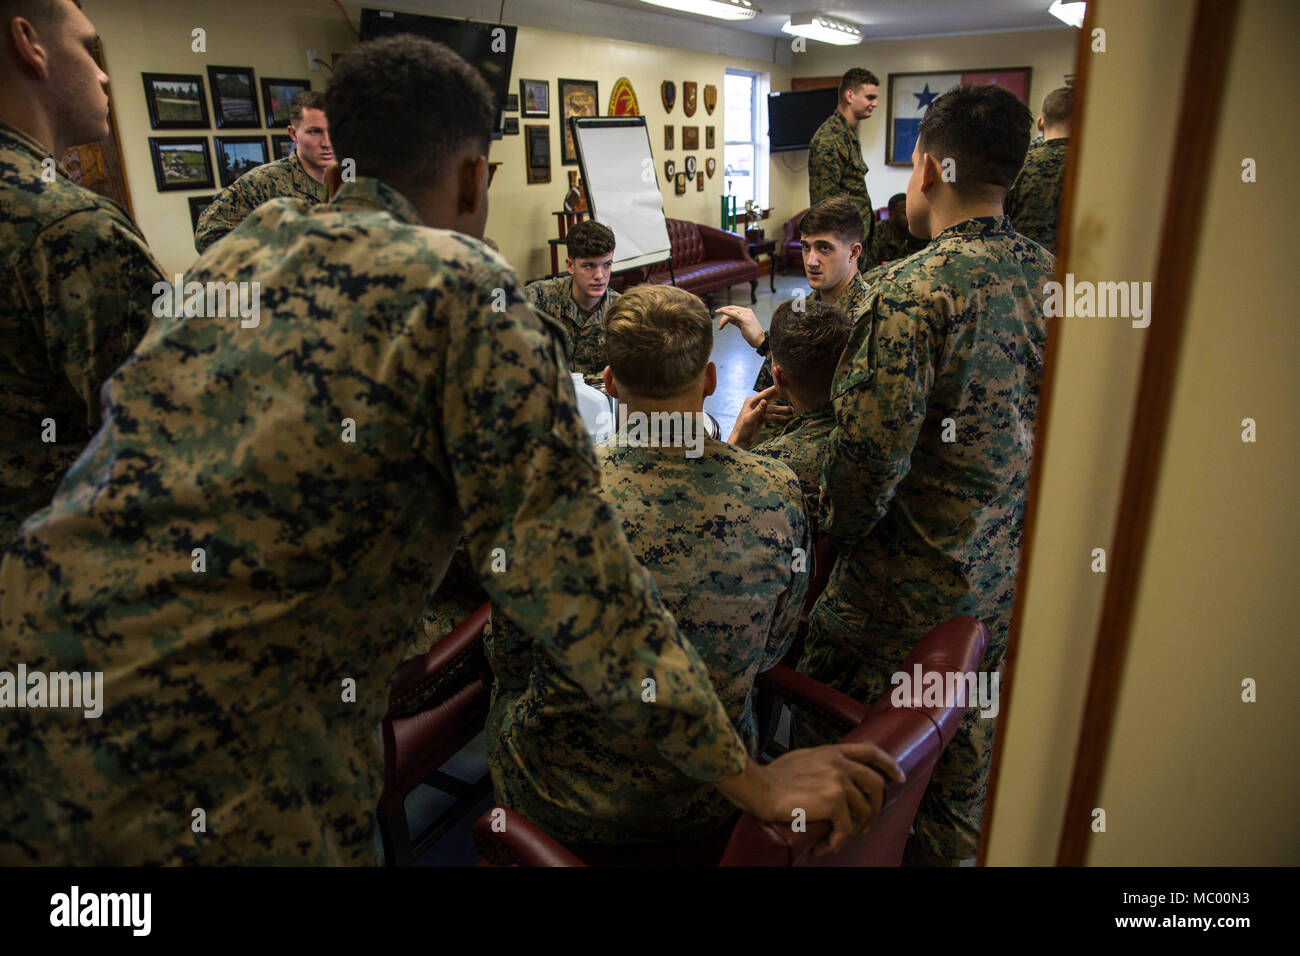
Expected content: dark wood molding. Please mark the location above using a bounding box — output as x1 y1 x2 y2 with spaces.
1054 0 1240 866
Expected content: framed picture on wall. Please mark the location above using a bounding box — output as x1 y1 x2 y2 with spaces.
525 125 550 184
148 137 214 192
188 194 218 231
207 65 261 129
674 172 686 195
261 77 311 127
557 78 598 165
705 126 715 150
682 126 699 150
520 79 549 118
885 67 1031 166
271 134 294 159
142 73 209 130
214 135 269 187
503 117 520 135
505 93 519 112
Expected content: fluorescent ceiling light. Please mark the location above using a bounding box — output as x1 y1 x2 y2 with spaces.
780 13 864 45
1048 0 1086 28
640 0 760 21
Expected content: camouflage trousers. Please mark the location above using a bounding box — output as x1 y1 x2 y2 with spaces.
796 587 1001 864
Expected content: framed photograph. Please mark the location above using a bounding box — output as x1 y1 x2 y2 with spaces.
674 172 686 195
558 78 598 165
188 194 217 231
207 65 261 129
682 126 699 151
271 134 294 159
214 135 269 187
685 155 696 178
886 67 1031 166
503 117 520 135
664 125 674 150
148 137 214 192
706 125 715 150
525 125 550 184
141 72 209 130
505 93 519 112
520 79 549 118
261 77 311 127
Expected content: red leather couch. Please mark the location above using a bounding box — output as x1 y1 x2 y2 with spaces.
648 218 759 303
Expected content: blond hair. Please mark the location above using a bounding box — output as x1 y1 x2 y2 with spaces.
603 285 712 398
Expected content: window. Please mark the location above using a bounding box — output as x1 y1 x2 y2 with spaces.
723 68 768 215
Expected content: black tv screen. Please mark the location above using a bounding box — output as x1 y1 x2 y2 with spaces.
767 88 839 152
359 9 518 131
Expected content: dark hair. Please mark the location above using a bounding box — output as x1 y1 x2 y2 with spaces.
800 197 864 248
917 83 1032 197
1041 86 1072 127
566 220 616 260
888 192 906 211
603 285 711 398
325 35 494 189
0 0 81 28
838 67 880 103
288 90 326 126
770 299 851 392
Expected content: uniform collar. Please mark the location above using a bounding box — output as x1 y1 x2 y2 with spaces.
329 177 425 226
778 399 835 437
932 215 1017 242
286 149 328 200
0 119 54 166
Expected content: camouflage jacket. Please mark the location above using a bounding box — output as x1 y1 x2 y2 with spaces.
1006 138 1069 255
0 177 748 865
753 271 873 392
809 110 874 246
486 435 808 845
193 150 327 253
867 221 926 268
0 120 162 544
808 215 1053 673
523 274 618 375
751 400 836 535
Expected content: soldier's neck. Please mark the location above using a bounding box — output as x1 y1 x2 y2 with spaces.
0 105 60 157
926 197 1008 236
836 104 859 130
825 272 855 302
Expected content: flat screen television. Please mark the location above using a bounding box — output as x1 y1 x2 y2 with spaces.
359 9 518 135
767 87 839 152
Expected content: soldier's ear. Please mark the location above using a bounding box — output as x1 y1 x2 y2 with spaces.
8 15 51 78
850 241 862 263
602 366 618 398
458 154 487 215
703 362 717 398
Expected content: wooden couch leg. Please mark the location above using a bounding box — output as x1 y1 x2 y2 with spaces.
750 279 758 304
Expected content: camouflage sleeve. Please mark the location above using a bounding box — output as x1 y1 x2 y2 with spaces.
18 209 163 429
808 131 839 208
442 275 749 783
194 181 254 254
821 281 933 549
760 491 810 672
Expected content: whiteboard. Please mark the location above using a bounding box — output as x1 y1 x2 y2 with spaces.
573 117 672 272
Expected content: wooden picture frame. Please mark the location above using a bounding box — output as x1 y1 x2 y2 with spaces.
696 172 704 191
503 117 520 135
261 77 311 128
706 125 715 150
664 125 674 150
674 172 686 195
142 72 209 130
525 125 550 184
505 93 519 112
271 134 294 159
558 78 599 165
885 67 1031 166
214 135 269 187
148 136 214 192
188 194 217 231
520 78 549 118
207 65 261 129
682 125 699 150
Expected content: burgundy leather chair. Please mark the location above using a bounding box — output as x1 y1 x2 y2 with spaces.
378 602 493 866
647 218 759 304
781 208 807 272
473 615 988 867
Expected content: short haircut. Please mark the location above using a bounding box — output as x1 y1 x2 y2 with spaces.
839 67 880 102
800 197 864 248
1041 86 1072 126
917 83 1033 198
769 299 852 392
288 90 326 126
603 285 712 398
0 0 80 29
888 192 906 211
566 220 616 260
325 35 494 190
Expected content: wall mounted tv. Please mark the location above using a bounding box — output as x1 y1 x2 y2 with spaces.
359 9 518 133
767 87 840 152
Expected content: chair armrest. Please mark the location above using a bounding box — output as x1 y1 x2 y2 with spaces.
388 601 491 715
696 223 753 263
474 808 587 867
756 664 867 733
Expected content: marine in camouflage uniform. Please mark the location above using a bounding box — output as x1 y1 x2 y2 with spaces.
523 274 619 375
0 176 751 865
193 149 328 253
866 218 926 268
486 434 809 845
0 119 163 543
799 214 1053 861
753 271 872 392
809 110 874 252
1005 137 1069 254
750 401 835 534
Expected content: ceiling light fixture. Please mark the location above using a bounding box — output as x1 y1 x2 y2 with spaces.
639 0 760 21
1047 0 1086 28
780 13 864 46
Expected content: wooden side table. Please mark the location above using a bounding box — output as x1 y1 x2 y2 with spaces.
747 238 777 293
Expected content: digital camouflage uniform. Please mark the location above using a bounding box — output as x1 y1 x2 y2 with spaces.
523 274 619 375
800 215 1053 862
193 150 327 253
750 400 835 535
0 120 163 544
1005 138 1069 255
809 110 875 255
867 221 926 269
0 177 749 865
486 435 808 845
753 271 873 393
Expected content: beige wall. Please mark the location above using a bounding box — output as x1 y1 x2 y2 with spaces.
82 0 795 280
794 27 1077 214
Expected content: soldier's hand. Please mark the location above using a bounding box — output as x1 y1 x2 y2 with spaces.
715 306 764 348
727 386 782 449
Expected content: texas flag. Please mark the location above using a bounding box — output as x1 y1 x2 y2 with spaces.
889 71 1030 164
